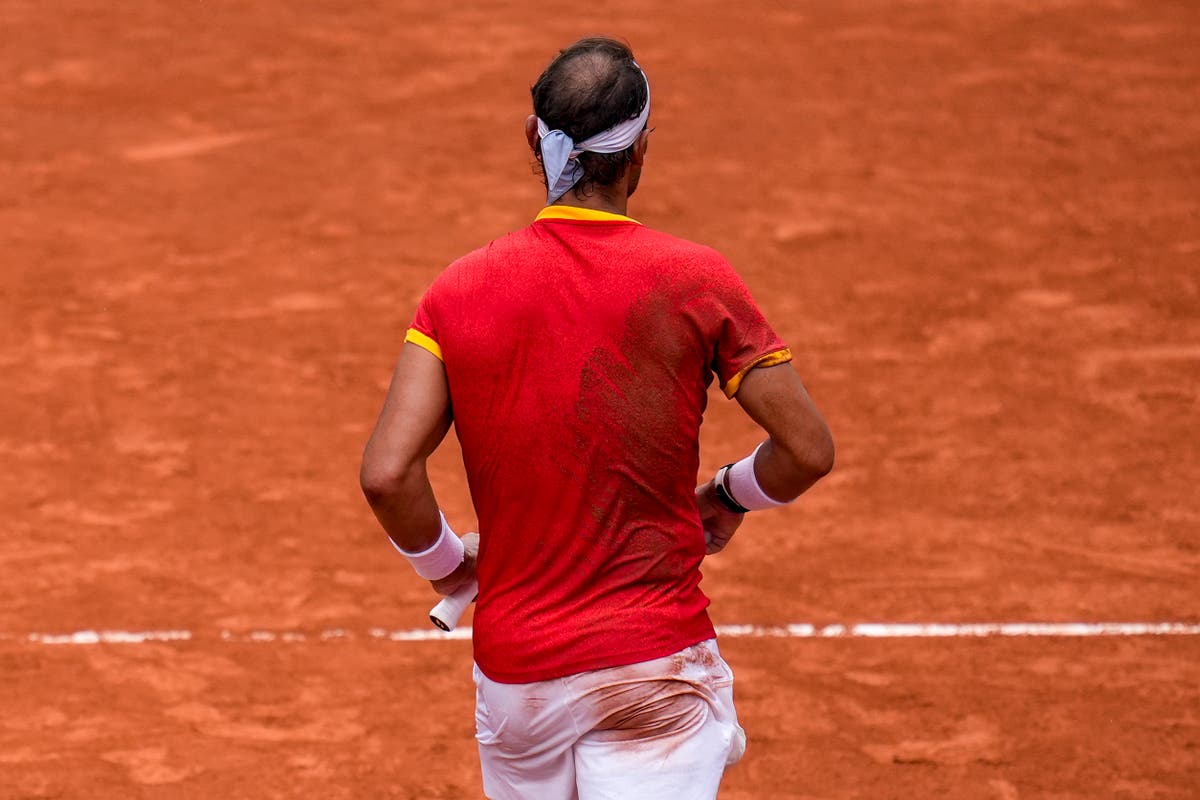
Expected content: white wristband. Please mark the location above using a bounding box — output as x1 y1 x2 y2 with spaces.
726 443 788 511
392 512 464 580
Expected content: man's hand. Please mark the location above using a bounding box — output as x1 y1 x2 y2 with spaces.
696 481 745 555
430 532 479 595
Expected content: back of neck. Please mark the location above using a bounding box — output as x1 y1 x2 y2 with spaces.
551 182 629 216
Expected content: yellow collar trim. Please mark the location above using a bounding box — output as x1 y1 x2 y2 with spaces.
535 206 641 225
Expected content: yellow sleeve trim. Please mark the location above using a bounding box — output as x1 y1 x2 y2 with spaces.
535 205 641 225
723 348 793 398
405 328 443 361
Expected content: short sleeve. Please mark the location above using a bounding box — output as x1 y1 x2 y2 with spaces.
705 256 792 398
405 289 443 361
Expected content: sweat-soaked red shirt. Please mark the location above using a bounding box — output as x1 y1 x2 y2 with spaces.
406 205 791 683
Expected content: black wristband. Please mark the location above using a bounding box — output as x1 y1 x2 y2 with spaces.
714 465 750 514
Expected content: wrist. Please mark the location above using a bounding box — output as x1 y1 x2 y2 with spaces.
716 443 788 512
392 512 465 580
713 466 750 514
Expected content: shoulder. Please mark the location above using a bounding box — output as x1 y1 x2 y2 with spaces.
633 225 743 286
427 228 531 293
444 232 515 273
635 224 719 256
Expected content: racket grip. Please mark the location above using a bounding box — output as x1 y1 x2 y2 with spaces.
430 580 478 631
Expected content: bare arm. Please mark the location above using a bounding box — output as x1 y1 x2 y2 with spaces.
359 342 476 594
732 362 835 501
696 362 833 553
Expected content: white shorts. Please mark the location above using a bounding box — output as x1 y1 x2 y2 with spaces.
473 638 746 800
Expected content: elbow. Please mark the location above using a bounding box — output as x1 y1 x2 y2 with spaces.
779 422 835 483
358 462 394 508
811 425 835 479
359 450 413 508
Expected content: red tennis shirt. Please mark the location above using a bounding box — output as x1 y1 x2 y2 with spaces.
407 205 791 683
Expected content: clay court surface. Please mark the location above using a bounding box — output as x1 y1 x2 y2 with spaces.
2 1 1198 797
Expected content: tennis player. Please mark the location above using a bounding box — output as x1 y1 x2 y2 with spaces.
361 36 834 800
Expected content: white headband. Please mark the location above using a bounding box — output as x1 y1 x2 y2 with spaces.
536 67 651 204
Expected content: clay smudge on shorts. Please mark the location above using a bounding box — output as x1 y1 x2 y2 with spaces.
674 642 717 670
672 641 729 687
587 679 709 745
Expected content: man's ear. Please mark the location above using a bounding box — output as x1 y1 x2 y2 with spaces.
631 128 650 166
524 115 540 156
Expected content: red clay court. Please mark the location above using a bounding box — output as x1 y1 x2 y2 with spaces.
2 1 1197 797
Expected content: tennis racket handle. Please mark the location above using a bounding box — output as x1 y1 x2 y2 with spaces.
430 580 478 631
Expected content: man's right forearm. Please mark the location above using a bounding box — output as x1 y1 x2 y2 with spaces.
360 459 443 553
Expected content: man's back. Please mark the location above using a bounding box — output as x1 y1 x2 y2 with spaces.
409 207 789 682
361 36 833 798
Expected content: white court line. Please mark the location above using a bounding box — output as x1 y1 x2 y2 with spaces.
716 622 1200 638
2 622 1199 646
14 630 195 645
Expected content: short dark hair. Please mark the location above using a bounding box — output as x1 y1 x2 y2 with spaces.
531 37 648 197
